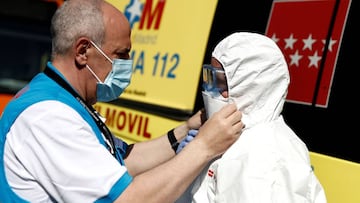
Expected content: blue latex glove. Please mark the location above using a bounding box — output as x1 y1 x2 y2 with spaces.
176 129 199 154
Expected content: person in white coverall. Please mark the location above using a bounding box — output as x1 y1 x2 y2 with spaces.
176 32 327 203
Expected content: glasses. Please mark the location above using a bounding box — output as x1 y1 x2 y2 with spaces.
202 64 227 94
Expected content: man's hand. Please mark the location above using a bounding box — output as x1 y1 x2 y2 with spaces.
193 103 243 159
186 109 206 130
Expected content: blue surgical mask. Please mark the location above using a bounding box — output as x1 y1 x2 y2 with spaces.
87 40 133 102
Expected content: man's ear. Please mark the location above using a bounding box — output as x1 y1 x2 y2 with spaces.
75 38 90 67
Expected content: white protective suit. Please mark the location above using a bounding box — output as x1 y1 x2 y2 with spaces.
177 32 327 203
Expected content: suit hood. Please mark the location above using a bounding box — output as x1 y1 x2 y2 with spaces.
212 32 289 128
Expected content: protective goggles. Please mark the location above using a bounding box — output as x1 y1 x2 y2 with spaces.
202 64 227 94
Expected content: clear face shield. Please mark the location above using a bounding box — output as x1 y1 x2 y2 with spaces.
202 64 229 118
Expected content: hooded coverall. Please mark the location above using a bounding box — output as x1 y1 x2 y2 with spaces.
177 32 327 203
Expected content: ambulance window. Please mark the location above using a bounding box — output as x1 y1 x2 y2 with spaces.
0 0 56 94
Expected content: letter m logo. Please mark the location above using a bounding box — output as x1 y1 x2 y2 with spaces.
139 0 165 30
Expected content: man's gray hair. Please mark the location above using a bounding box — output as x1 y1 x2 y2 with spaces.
50 0 105 59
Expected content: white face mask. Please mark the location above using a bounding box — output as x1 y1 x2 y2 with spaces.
202 91 229 119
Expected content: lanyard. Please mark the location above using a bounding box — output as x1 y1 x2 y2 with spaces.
43 66 117 158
